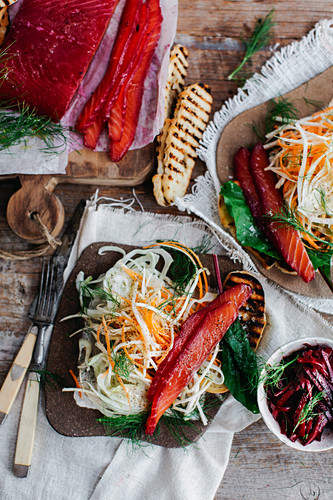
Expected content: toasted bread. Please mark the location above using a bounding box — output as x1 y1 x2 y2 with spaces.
206 270 266 394
0 6 9 46
153 83 212 205
164 44 189 120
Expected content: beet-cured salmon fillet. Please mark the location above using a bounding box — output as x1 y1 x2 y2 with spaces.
0 0 120 121
249 143 315 283
147 283 252 401
145 284 252 435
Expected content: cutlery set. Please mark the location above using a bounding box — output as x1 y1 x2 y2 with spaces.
0 200 85 477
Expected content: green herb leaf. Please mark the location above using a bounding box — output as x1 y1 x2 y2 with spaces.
265 97 298 133
228 9 275 81
220 181 280 259
219 319 259 413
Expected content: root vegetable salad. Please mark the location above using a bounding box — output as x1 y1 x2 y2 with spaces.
264 106 333 251
64 242 225 426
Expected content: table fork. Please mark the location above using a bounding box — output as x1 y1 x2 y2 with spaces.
0 259 58 425
13 258 59 478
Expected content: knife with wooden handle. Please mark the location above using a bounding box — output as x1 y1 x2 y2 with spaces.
0 326 38 424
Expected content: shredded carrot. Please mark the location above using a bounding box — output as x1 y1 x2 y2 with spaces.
69 369 82 398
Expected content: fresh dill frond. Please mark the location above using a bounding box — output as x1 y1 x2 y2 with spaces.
97 413 151 448
246 120 266 143
265 97 298 133
191 234 214 255
267 206 333 250
113 350 134 380
0 103 73 155
303 97 324 110
261 354 299 389
315 187 333 217
227 9 276 81
292 392 324 434
78 276 120 313
31 368 66 389
167 247 197 296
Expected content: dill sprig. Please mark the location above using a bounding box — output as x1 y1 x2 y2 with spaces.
265 97 298 133
268 206 333 250
261 354 299 389
97 397 222 449
228 9 276 81
113 349 134 380
0 103 73 155
293 392 324 434
31 368 66 389
78 276 120 314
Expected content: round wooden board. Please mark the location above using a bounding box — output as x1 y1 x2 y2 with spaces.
216 66 333 299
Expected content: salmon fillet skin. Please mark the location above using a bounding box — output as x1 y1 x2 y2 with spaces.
0 0 120 121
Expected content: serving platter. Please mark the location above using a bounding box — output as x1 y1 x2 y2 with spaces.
216 65 333 299
45 243 241 447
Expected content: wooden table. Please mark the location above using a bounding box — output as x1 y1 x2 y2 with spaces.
1 2 332 498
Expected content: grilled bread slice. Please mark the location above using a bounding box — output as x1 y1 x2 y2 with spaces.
206 270 266 394
153 83 212 205
164 44 189 120
0 6 9 46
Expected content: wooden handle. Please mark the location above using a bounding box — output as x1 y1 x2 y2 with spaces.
13 373 40 478
0 326 37 425
6 175 64 243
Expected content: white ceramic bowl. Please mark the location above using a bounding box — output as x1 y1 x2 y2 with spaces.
257 337 333 452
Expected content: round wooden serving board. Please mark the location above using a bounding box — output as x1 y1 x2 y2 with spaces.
216 66 333 299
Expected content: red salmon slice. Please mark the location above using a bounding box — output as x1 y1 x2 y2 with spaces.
76 0 143 133
145 301 239 435
147 283 252 401
250 143 315 283
145 284 252 435
108 0 162 162
0 0 120 121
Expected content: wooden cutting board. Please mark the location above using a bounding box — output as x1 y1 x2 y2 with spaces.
5 143 156 243
216 66 333 299
45 244 240 447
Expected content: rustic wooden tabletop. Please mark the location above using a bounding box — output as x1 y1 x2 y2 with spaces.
1 1 333 499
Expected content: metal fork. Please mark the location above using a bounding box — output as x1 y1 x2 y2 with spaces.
0 258 58 426
13 258 59 477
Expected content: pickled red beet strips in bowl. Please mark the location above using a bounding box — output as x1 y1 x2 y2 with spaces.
265 345 333 446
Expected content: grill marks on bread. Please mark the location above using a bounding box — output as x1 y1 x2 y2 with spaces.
223 271 266 351
164 45 189 120
153 81 212 206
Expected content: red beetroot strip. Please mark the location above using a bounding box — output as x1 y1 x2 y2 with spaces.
265 345 333 446
145 283 252 435
234 143 315 283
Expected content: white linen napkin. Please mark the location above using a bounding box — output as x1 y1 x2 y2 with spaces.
2 198 332 500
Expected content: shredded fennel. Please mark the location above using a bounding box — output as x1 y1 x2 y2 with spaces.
264 106 333 248
64 243 224 425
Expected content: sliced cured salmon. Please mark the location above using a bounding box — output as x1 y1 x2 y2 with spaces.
145 283 252 435
147 283 253 401
0 0 120 121
108 0 162 162
250 143 315 283
76 0 144 135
